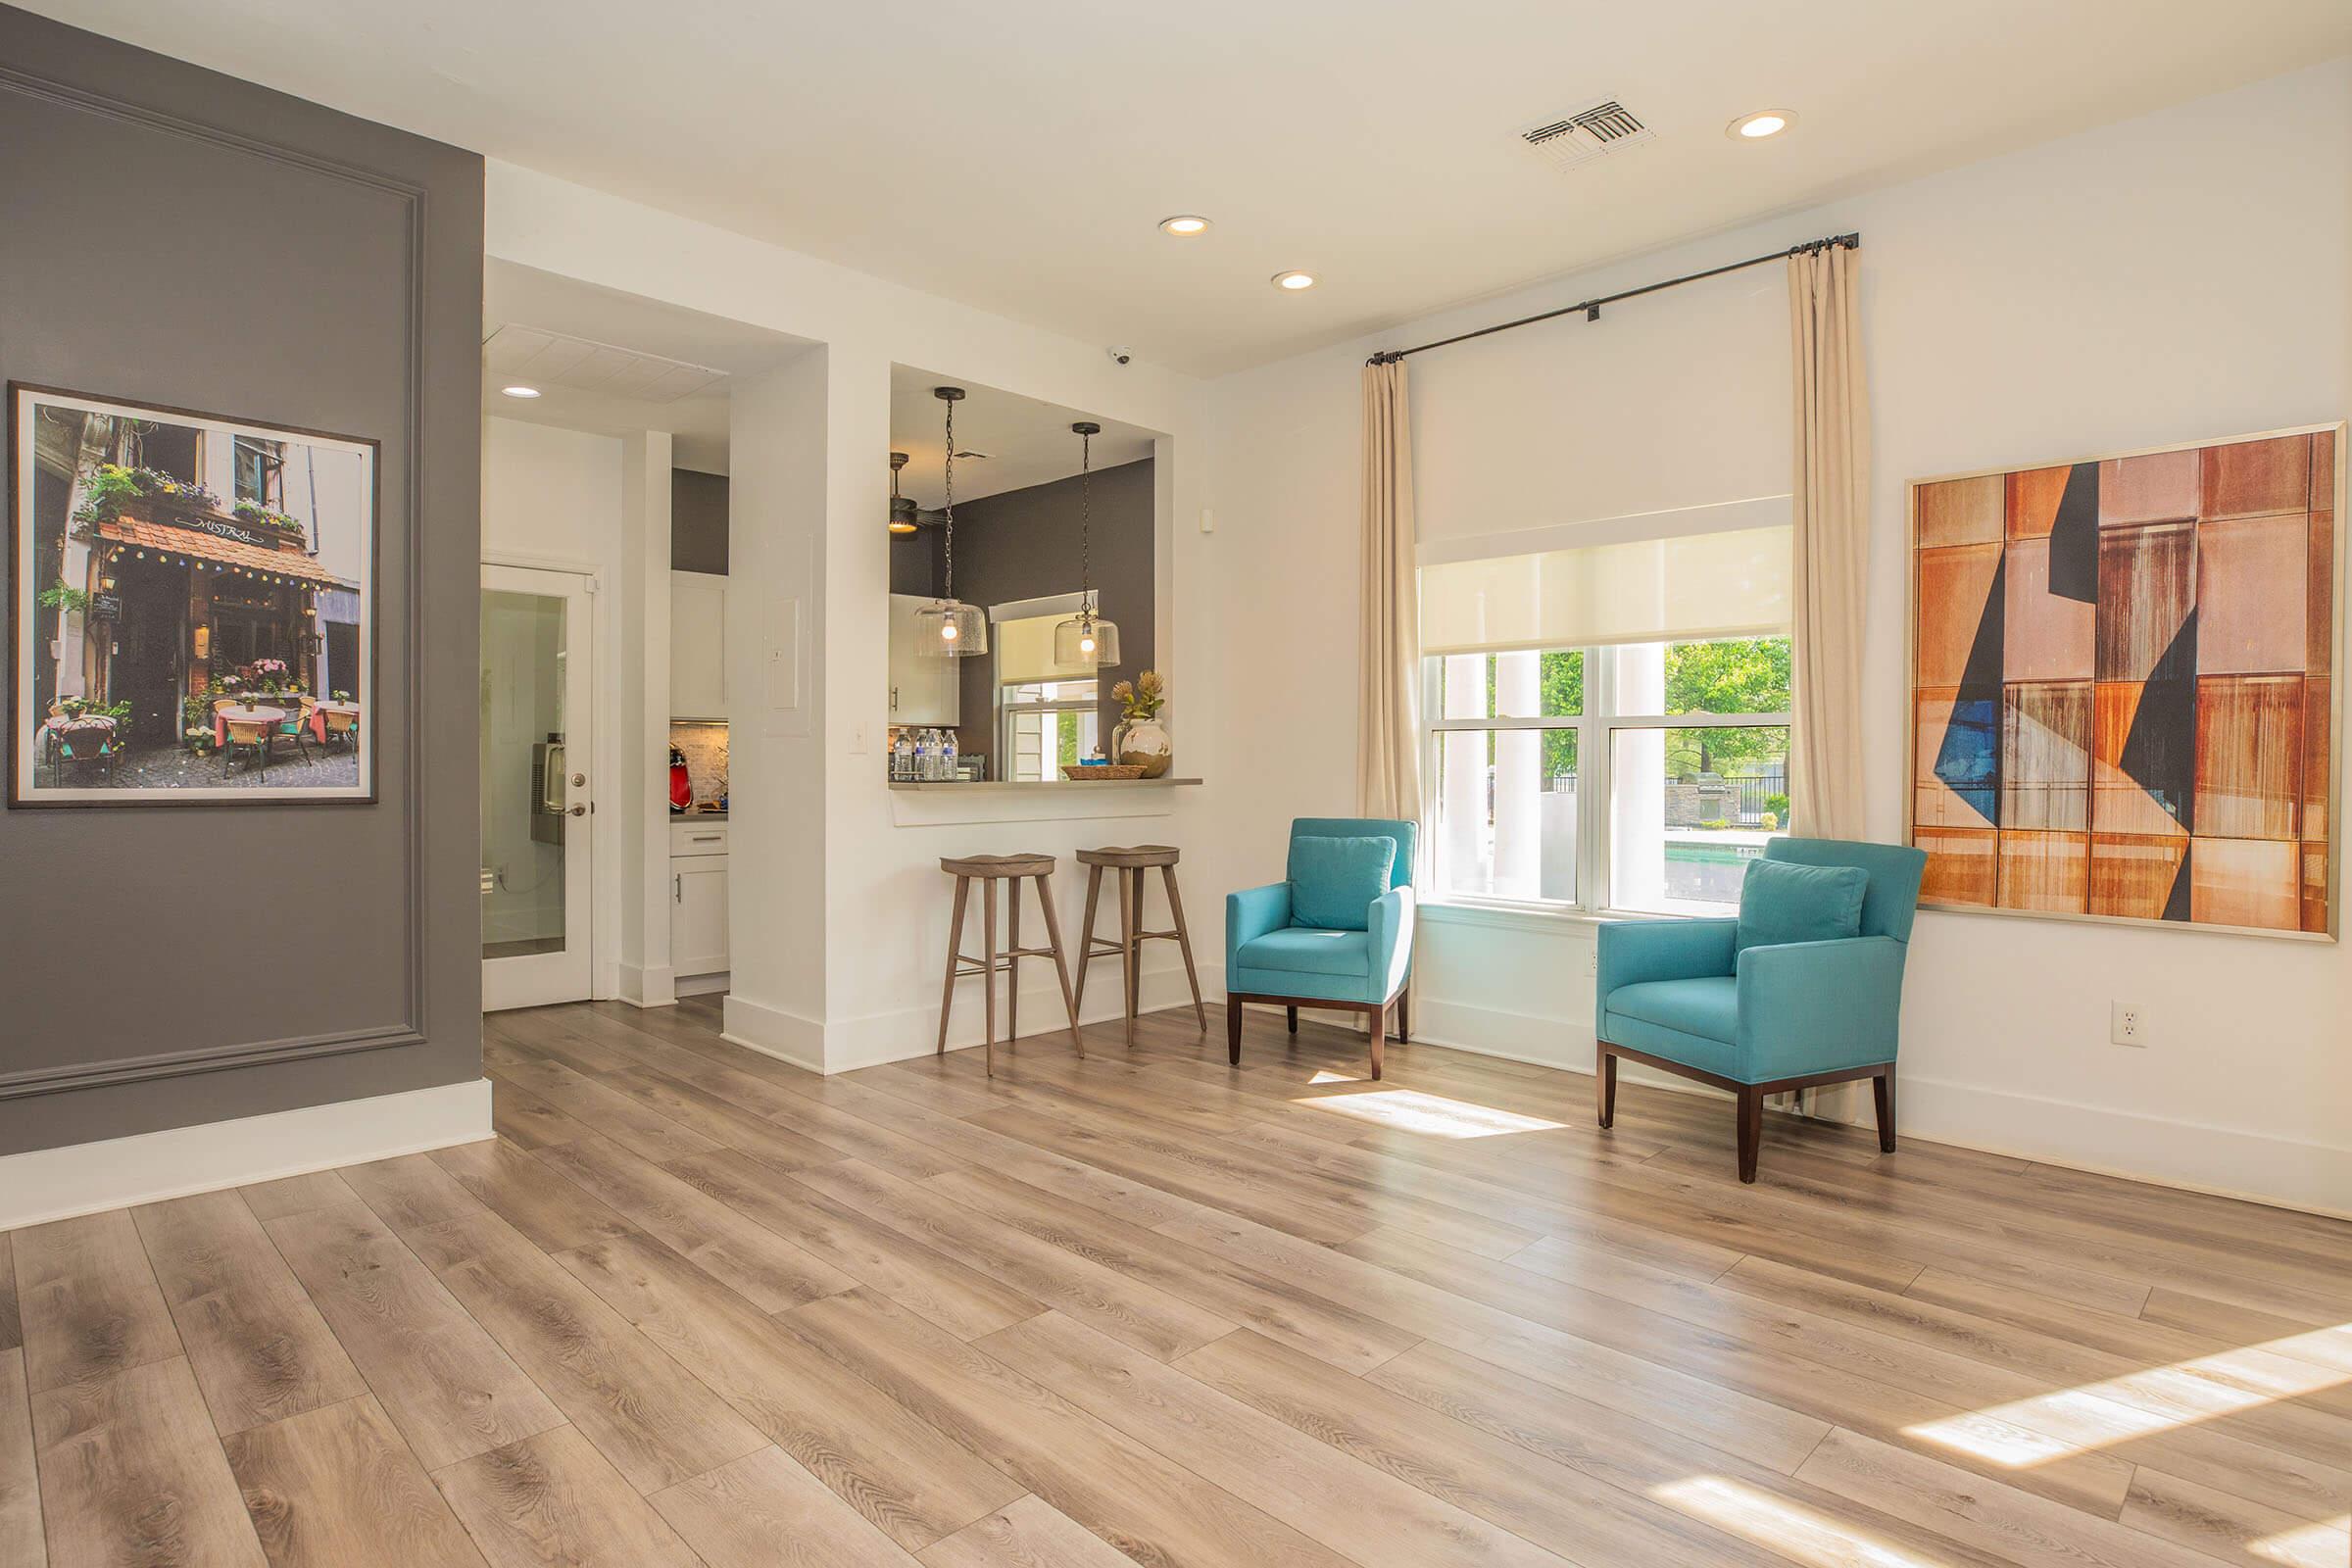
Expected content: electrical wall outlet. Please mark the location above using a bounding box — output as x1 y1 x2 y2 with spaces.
2110 1002 2146 1047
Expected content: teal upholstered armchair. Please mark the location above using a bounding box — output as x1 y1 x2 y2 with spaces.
1594 836 1928 1181
1226 817 1416 1079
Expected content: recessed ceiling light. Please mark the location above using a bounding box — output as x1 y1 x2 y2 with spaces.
1271 270 1316 291
1158 215 1210 237
1729 110 1794 140
501 384 542 399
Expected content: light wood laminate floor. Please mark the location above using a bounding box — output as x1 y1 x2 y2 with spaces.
6 995 2350 1567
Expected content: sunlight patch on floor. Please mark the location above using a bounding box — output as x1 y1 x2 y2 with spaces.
1654 1477 1960 1567
1905 1328 2352 1464
2250 1514 2351 1568
1290 1087 1565 1138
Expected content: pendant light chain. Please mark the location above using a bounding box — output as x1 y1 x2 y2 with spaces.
942 396 956 601
1079 426 1092 616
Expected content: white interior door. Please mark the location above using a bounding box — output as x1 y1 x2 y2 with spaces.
481 564 594 1010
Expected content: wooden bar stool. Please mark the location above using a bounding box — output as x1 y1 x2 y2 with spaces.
937 853 1082 1076
1073 845 1206 1046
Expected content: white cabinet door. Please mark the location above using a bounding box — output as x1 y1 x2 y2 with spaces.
671 856 729 977
671 570 728 718
887 593 960 726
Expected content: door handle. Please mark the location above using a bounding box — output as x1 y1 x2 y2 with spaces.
567 804 587 817
674 872 683 904
890 685 899 711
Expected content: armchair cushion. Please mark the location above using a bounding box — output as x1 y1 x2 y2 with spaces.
1235 928 1370 978
1736 858 1867 955
1606 975 1739 1043
1597 998 1746 1083
1287 835 1396 931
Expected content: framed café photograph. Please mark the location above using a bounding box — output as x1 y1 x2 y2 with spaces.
10 384 376 806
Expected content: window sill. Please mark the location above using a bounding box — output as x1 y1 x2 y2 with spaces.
1419 899 1700 936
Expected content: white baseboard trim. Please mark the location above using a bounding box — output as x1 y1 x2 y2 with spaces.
0 1078 493 1231
1895 1074 2352 1222
824 962 1215 1074
674 971 729 999
617 962 677 1010
1404 992 2351 1219
721 992 825 1074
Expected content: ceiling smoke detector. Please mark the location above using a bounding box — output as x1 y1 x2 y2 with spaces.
1516 100 1655 173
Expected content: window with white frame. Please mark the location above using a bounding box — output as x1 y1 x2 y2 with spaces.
1001 675 1100 782
992 596 1102 782
1420 520 1793 914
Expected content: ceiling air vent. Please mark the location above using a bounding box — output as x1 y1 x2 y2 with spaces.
1518 100 1655 172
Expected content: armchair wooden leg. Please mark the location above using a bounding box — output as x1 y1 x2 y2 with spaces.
1873 1069 1896 1153
1285 1005 1298 1034
1226 996 1243 1065
1596 1045 1618 1129
1396 986 1409 1043
1369 1003 1386 1081
1735 1086 1763 1183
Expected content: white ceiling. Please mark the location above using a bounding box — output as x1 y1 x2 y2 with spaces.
481 261 811 471
32 1 2352 376
889 368 1157 509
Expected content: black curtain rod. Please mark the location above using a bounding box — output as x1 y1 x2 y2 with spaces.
1367 231 1860 366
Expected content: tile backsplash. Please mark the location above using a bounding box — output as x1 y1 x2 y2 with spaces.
670 720 728 806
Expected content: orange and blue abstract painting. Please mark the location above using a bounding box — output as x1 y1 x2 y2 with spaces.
1910 428 2339 934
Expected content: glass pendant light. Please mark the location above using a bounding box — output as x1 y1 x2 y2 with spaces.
914 387 987 657
1053 420 1121 668
886 451 918 534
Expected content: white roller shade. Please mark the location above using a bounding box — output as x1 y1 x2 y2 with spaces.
995 612 1092 685
1420 522 1791 655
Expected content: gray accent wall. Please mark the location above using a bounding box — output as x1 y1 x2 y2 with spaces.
939 459 1155 760
671 468 728 574
0 6 485 1156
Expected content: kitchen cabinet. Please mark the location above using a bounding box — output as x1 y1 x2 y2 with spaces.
887 592 960 726
671 820 728 979
671 569 728 718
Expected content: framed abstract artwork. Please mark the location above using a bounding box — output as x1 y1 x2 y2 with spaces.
1907 424 2342 938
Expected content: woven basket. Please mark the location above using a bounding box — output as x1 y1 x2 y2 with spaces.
1062 763 1149 781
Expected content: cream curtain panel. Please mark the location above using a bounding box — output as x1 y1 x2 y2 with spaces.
1359 360 1423 818
1420 523 1791 655
1787 244 1869 841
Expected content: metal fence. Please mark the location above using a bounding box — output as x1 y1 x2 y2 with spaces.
1521 766 1781 825
1726 766 1787 824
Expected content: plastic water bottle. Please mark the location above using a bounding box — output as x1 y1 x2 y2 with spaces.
892 729 914 780
941 729 959 781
